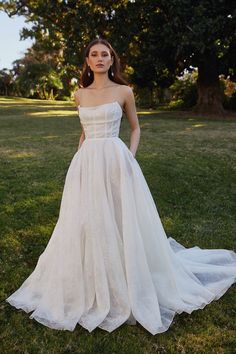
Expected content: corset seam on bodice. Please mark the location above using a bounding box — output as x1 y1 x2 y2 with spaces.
78 101 123 139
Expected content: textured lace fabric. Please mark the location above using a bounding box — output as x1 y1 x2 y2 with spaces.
6 102 236 335
78 101 122 139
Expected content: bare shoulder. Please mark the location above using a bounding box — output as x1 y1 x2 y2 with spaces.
121 84 133 93
117 85 134 108
122 85 134 100
117 84 132 96
119 85 135 109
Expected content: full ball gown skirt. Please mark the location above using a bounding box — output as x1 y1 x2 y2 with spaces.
6 101 236 335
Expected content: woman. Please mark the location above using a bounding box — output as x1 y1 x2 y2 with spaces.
6 38 236 335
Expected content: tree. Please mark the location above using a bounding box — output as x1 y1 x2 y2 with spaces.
0 68 14 96
1 0 235 113
12 47 63 99
124 0 236 114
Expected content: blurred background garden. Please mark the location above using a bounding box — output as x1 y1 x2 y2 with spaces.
0 1 236 354
0 0 235 115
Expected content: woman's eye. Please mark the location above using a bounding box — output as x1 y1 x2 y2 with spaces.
90 53 109 58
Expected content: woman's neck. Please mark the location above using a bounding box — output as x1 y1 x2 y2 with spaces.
89 74 114 89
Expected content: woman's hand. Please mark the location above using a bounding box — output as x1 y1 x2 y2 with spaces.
129 149 135 157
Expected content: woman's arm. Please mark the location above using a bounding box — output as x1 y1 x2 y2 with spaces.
74 90 86 150
78 127 85 149
123 86 140 157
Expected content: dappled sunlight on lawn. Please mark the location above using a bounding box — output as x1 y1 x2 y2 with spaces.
162 216 174 230
10 152 37 159
141 151 158 159
0 97 236 354
192 124 207 128
0 97 73 106
137 109 160 115
28 110 77 117
2 222 56 252
9 192 60 211
0 104 74 109
184 123 207 132
1 231 22 250
37 192 61 204
42 135 60 139
0 149 37 159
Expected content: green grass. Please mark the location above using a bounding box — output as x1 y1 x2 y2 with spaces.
0 96 236 354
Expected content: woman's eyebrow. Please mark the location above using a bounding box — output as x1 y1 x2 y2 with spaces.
90 50 109 54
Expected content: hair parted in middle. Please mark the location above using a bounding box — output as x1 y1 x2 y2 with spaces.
80 37 129 88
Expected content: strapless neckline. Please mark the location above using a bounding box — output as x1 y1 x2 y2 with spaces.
78 101 122 111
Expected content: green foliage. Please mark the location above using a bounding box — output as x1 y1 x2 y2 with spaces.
223 91 236 110
0 69 15 96
133 86 155 108
2 0 235 79
0 0 235 111
169 70 198 109
15 60 63 100
221 75 236 110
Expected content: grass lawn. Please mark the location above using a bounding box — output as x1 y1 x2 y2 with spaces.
0 96 235 354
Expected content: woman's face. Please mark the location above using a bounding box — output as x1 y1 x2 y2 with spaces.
86 43 114 74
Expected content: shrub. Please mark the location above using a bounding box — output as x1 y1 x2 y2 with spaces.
169 70 198 110
221 75 236 110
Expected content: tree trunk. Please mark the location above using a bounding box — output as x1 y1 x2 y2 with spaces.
149 87 153 108
194 54 225 116
4 79 8 96
50 88 54 100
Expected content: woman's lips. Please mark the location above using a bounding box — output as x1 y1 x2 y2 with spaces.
96 64 104 67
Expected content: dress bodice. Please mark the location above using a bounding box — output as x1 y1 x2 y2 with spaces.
78 101 123 139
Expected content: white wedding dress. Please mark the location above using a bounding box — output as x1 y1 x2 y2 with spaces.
6 101 236 335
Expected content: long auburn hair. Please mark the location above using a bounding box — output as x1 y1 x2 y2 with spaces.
80 38 129 87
